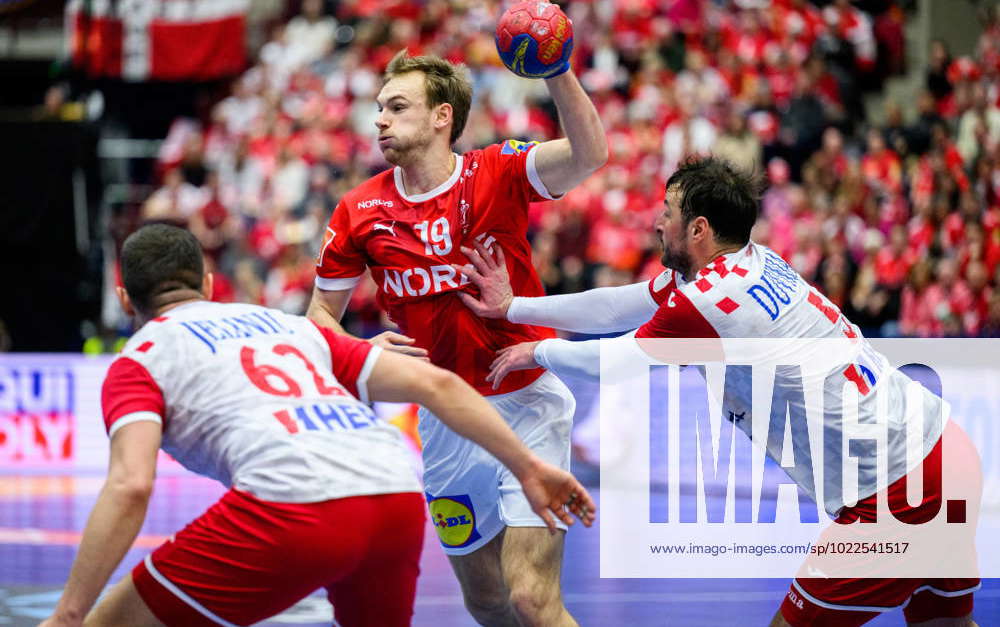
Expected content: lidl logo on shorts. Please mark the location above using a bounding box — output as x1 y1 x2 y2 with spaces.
500 139 539 156
427 493 481 549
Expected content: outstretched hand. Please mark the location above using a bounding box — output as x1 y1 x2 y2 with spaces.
486 341 540 390
368 331 429 360
452 240 514 319
518 458 596 533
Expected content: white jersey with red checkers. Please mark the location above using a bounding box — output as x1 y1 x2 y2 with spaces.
647 268 679 306
101 300 420 503
634 242 947 515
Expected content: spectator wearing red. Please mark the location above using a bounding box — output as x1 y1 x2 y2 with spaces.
874 224 915 290
823 195 866 261
860 128 903 195
942 191 981 250
190 171 240 265
763 48 797 109
924 257 974 336
981 290 1000 336
263 245 314 314
900 260 937 337
788 222 823 283
772 0 825 50
823 0 877 74
963 261 994 335
129 0 1000 345
724 8 772 68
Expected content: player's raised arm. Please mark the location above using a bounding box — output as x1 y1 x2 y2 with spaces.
454 240 658 333
41 422 161 626
366 350 596 530
494 2 607 197
532 71 608 197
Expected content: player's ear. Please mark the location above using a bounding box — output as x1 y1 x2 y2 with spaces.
434 102 453 132
694 216 714 243
202 272 214 301
116 286 135 317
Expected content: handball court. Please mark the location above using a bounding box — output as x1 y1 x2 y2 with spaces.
2 377 998 626
2 470 998 626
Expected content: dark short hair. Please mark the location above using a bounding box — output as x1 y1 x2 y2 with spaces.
120 224 203 317
666 157 760 246
385 50 473 144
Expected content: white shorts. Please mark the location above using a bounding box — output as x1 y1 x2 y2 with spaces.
419 371 575 555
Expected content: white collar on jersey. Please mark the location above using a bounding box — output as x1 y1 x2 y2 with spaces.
393 154 464 203
727 242 754 262
714 241 753 266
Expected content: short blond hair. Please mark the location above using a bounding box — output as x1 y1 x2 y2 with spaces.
385 50 473 144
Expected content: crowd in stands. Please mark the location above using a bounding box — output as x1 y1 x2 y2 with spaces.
136 0 1000 338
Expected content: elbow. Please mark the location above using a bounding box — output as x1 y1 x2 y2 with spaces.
588 109 609 171
110 475 154 504
124 479 154 503
427 367 463 397
305 298 326 324
594 139 610 170
582 140 608 175
416 366 464 408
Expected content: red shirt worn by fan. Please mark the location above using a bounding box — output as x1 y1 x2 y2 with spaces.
316 140 557 395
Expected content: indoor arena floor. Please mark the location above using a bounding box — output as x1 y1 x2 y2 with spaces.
1 472 997 626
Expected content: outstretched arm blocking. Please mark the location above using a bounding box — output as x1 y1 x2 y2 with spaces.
454 240 658 333
366 349 596 531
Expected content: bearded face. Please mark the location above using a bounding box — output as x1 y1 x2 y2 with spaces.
656 187 696 279
660 232 695 279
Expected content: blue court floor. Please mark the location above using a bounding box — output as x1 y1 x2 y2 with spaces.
1 472 996 626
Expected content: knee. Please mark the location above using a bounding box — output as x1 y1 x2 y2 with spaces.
462 589 513 626
508 579 563 627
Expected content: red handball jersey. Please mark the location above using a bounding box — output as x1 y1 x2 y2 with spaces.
316 140 558 395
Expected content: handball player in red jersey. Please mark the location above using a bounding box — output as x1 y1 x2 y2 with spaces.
307 43 606 626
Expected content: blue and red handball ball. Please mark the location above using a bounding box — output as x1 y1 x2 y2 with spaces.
495 1 574 79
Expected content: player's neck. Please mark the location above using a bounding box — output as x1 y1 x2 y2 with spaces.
397 150 457 196
689 242 746 277
142 291 205 325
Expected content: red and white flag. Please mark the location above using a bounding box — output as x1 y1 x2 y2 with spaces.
67 0 247 81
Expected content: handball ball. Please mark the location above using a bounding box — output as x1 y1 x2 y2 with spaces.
495 1 574 79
